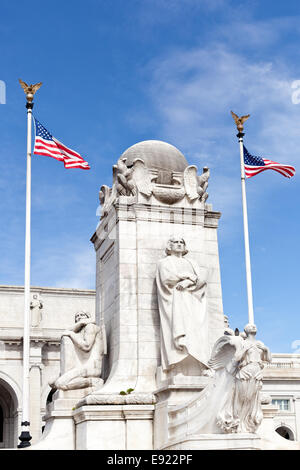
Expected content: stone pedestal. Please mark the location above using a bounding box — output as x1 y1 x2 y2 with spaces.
30 389 92 450
74 403 155 450
153 374 211 449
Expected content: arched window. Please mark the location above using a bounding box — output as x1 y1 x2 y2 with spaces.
0 378 19 448
275 426 294 440
0 404 3 442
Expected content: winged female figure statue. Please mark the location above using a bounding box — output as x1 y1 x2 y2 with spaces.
206 324 271 433
168 324 271 437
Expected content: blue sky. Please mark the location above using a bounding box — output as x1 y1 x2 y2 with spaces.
1 0 300 353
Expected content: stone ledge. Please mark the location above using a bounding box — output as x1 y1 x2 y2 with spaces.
0 285 95 296
0 327 64 343
73 404 155 424
263 368 300 380
78 392 156 407
162 433 261 450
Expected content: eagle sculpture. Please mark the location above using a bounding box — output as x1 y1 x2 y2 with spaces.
19 79 42 102
230 111 250 132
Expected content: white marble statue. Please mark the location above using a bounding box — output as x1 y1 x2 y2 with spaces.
167 324 271 441
183 324 271 436
215 323 271 433
30 293 43 327
156 237 208 372
208 324 271 433
50 311 106 391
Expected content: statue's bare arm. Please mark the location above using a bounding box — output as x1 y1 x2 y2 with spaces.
66 323 99 352
256 341 272 362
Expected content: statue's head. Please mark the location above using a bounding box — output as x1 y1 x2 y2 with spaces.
165 236 188 256
224 328 235 336
75 311 90 323
244 323 257 336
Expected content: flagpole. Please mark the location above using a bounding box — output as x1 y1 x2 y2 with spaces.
18 79 42 448
231 111 255 326
238 131 254 325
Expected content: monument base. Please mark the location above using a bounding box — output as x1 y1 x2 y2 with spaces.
29 388 95 450
162 433 261 450
158 404 300 451
154 368 211 449
74 403 155 450
28 394 300 450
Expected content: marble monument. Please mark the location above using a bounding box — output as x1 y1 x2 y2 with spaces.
28 139 299 450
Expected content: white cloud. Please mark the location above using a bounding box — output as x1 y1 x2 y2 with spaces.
53 246 96 289
143 41 299 187
31 243 95 290
147 44 297 153
213 16 300 49
127 22 300 254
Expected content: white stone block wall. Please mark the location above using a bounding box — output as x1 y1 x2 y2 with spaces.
92 200 225 395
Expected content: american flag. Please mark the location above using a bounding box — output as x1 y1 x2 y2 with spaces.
243 146 295 178
33 118 90 170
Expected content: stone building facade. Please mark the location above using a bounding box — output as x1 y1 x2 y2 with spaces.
0 285 95 448
263 353 300 441
1 291 300 448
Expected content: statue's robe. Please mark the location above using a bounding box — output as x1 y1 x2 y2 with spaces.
156 254 208 371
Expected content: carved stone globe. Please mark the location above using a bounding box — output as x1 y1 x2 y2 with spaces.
120 140 188 172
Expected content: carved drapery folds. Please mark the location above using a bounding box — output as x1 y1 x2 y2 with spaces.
156 237 209 373
167 325 271 438
208 324 272 434
99 157 210 218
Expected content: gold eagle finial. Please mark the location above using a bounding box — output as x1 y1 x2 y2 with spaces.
19 79 42 103
230 111 250 133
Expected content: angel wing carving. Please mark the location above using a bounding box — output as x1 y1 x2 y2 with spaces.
197 167 210 202
99 185 111 205
208 334 244 373
183 165 199 202
230 111 250 132
115 157 136 195
99 185 113 217
131 158 153 197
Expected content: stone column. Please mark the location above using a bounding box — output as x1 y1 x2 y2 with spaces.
29 341 43 444
293 395 300 440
